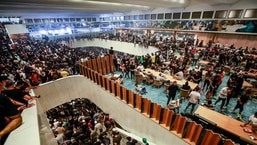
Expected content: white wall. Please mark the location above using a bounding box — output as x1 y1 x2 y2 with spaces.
34 75 189 145
5 24 29 34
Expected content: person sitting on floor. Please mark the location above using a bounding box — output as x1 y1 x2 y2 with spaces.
135 84 146 95
167 99 180 113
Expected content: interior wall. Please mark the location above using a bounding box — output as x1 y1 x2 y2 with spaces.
214 33 257 48
33 75 189 145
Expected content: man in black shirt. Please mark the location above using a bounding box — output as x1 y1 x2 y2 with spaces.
231 89 250 119
0 75 22 144
167 81 179 105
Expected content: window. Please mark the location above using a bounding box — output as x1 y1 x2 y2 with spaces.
139 15 144 20
182 12 190 19
34 19 42 23
124 16 129 20
157 13 164 19
228 10 243 18
57 18 63 22
64 18 69 22
42 18 49 23
76 18 81 22
244 9 257 18
92 18 96 21
151 14 157 20
87 18 91 21
145 14 150 20
173 13 181 19
165 13 172 19
134 15 139 20
70 18 75 22
202 11 214 19
214 10 227 19
191 12 201 19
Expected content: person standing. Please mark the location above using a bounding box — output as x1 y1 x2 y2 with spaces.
166 81 179 105
184 87 200 114
214 86 230 113
231 89 250 120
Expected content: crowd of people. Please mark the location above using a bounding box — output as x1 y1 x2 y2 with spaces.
1 20 257 144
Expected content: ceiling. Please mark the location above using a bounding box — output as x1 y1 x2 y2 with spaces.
0 0 247 17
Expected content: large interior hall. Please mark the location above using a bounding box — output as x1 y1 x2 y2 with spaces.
0 0 257 145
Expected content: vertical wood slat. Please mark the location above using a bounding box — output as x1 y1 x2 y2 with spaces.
97 57 103 74
106 78 111 92
91 70 95 82
135 94 142 111
128 90 135 106
122 86 127 103
160 108 174 129
109 55 114 72
88 60 93 70
101 57 107 75
102 76 106 89
97 73 102 86
82 61 88 67
111 81 116 95
152 103 162 122
79 64 83 75
92 59 98 72
116 83 121 99
86 67 90 79
105 56 111 74
143 98 151 116
94 71 98 83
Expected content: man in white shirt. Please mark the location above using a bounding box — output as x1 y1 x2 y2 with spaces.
214 86 231 112
184 87 200 114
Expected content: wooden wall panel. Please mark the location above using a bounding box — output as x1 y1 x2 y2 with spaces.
122 86 128 103
90 70 94 81
101 57 107 75
88 60 93 70
116 83 121 99
102 76 106 89
143 98 151 116
109 55 114 72
135 94 142 111
128 90 135 107
97 57 103 74
79 64 83 75
111 81 116 95
106 78 111 92
97 73 102 86
105 56 111 74
82 61 87 67
215 34 257 48
152 103 161 122
92 59 98 72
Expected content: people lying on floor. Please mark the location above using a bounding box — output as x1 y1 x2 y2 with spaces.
135 84 147 95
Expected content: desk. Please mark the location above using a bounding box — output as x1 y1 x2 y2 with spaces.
144 68 198 89
194 106 257 145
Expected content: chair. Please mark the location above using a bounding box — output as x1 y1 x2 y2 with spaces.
171 114 187 137
200 129 221 145
153 79 162 88
180 89 190 100
183 121 203 145
145 76 154 85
